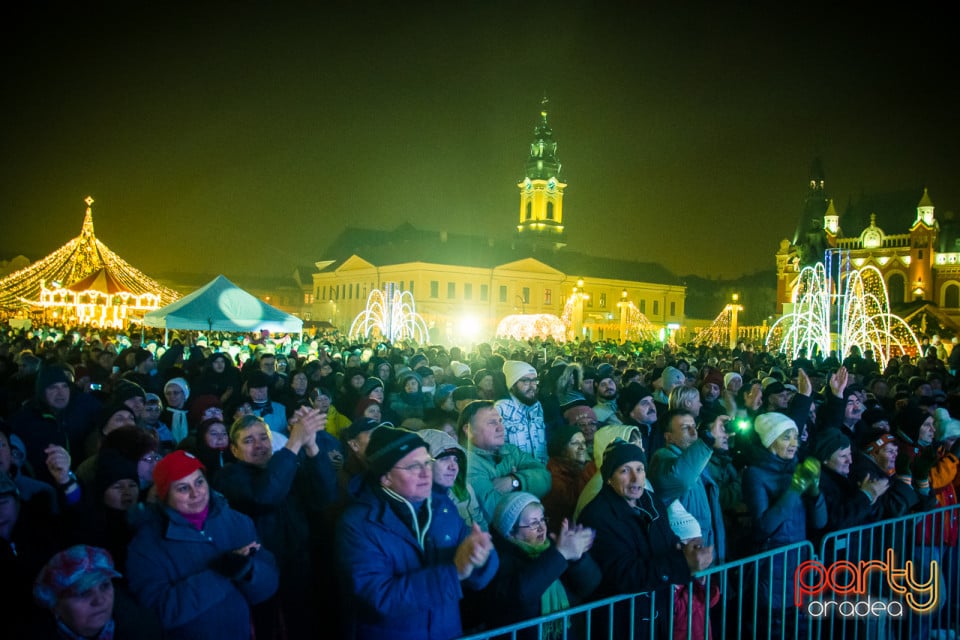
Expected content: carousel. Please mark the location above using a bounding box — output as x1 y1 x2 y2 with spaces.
1 196 179 329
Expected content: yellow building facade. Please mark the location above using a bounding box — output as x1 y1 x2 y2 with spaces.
309 100 686 345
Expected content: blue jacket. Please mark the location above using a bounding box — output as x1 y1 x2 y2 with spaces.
125 492 279 640
649 440 727 562
741 445 827 549
335 482 499 640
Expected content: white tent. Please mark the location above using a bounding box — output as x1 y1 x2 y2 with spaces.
142 275 303 335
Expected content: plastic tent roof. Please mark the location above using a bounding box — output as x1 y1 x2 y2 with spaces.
142 275 303 333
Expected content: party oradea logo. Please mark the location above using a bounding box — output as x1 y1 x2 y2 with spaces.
794 549 939 617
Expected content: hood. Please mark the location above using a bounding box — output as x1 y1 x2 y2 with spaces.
592 424 641 467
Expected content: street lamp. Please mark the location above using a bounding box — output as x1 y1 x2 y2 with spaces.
724 293 744 349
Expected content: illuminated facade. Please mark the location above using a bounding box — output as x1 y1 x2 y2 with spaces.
777 163 960 330
309 101 686 345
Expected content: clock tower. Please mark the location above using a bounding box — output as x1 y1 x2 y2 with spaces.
517 96 566 250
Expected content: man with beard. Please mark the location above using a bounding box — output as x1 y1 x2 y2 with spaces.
591 363 622 426
496 360 548 464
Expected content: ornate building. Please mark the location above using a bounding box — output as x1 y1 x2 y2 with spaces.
309 99 686 345
776 160 959 332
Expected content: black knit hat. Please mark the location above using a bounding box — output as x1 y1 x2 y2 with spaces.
617 382 653 415
366 426 428 478
548 423 583 459
811 428 851 463
35 363 72 395
113 380 146 404
600 440 647 481
94 448 139 496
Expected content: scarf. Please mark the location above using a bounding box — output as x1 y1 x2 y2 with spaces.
169 408 189 444
382 486 432 549
180 504 210 531
513 538 569 639
253 401 273 417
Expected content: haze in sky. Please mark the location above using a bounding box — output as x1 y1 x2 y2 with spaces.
2 1 958 281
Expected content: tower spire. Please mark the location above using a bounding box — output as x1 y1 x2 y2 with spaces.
517 97 566 249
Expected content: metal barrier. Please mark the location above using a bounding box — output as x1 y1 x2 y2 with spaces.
460 504 960 640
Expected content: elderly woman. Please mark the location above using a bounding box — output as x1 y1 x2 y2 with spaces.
482 492 600 638
125 451 279 640
31 545 161 639
742 412 826 638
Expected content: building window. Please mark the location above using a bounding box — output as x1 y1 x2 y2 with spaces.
546 201 554 220
525 202 532 220
640 300 646 313
447 282 456 299
500 285 507 303
599 293 607 309
481 284 489 301
464 283 473 300
430 281 439 298
670 301 676 316
887 274 905 305
409 280 414 294
544 289 552 305
586 291 593 308
522 287 530 304
653 301 660 315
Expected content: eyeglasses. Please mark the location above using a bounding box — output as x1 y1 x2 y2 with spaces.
140 455 162 464
393 459 435 474
516 378 539 386
517 517 549 531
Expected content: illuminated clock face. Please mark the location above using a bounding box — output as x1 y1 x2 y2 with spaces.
548 179 556 189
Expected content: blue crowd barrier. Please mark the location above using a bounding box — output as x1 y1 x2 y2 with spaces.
460 504 960 640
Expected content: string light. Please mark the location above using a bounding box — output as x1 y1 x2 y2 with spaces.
349 283 430 343
0 196 180 326
495 314 567 342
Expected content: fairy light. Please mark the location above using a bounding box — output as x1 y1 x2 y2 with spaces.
766 263 921 367
495 313 567 342
0 196 180 323
349 283 430 343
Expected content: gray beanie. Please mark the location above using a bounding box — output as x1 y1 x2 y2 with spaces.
492 491 541 536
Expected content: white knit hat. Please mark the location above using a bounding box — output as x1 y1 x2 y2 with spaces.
754 412 798 448
934 407 960 442
667 500 701 542
723 372 742 388
503 360 537 389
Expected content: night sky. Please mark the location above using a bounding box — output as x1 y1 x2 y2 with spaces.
3 2 959 282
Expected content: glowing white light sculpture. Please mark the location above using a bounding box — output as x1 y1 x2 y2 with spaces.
349 283 429 343
496 314 567 342
766 262 921 368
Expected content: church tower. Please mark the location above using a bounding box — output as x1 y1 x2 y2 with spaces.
908 187 938 300
517 96 566 250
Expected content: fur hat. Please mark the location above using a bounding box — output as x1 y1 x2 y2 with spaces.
667 499 702 542
600 441 647 481
492 491 541 537
152 450 205 501
33 545 122 609
365 426 427 478
811 428 851 462
503 360 537 389
753 412 798 448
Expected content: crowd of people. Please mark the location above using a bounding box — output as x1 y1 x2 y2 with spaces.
1 324 959 639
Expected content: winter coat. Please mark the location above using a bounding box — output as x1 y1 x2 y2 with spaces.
125 492 279 640
334 482 499 640
649 440 727 562
481 529 601 637
543 456 588 531
467 443 552 523
578 484 692 639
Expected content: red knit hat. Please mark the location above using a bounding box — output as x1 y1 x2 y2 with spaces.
153 450 205 500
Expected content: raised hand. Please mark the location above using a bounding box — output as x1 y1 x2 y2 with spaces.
552 518 595 561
